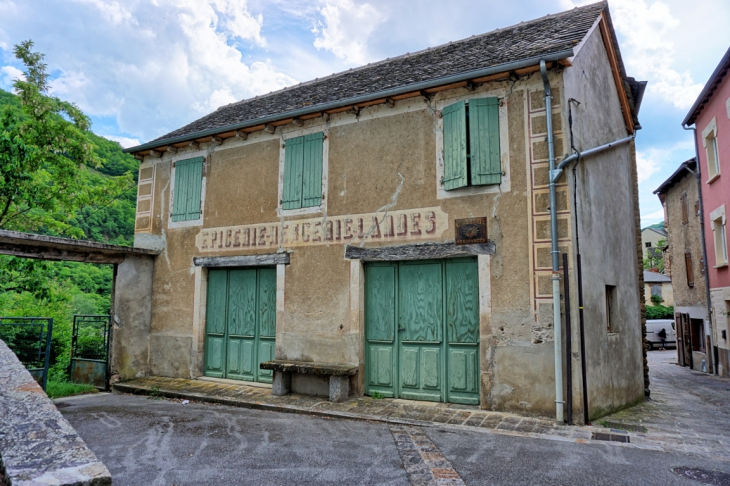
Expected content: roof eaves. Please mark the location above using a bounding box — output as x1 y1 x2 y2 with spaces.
124 49 575 153
682 46 730 127
653 157 697 195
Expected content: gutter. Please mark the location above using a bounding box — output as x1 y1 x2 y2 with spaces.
540 60 564 426
682 124 716 373
124 50 575 154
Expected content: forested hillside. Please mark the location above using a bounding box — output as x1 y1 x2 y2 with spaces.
0 86 139 387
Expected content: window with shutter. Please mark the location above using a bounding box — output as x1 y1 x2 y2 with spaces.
684 251 694 288
282 133 324 210
171 156 204 223
469 97 502 186
680 193 688 224
442 101 468 191
442 97 501 191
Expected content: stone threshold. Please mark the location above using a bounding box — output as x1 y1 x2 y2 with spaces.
197 376 272 389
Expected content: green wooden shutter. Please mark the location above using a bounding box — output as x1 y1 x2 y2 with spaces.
172 156 204 222
442 101 468 191
469 97 501 186
302 132 324 208
282 136 304 210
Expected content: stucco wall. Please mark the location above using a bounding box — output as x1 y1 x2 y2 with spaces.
563 24 644 418
110 254 155 382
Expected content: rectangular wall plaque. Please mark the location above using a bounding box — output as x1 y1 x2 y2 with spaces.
455 217 487 245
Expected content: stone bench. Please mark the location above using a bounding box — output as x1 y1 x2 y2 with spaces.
260 360 358 402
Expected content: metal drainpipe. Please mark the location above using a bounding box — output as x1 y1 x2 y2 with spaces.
540 60 564 425
682 124 716 373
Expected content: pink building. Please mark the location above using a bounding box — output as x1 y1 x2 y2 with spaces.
683 47 730 375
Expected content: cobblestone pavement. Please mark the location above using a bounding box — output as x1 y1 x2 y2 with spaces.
600 350 730 461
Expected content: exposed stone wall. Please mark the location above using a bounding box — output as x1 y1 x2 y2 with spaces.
0 339 111 485
664 171 708 309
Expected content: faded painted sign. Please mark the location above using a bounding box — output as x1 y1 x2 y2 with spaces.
196 207 449 251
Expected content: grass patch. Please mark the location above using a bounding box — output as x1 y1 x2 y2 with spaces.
46 380 98 399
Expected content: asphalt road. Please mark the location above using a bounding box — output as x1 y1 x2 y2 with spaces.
59 393 730 486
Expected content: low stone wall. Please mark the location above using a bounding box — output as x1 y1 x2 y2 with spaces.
0 339 111 485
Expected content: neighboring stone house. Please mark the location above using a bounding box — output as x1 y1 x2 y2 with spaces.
643 270 673 307
683 47 730 376
121 2 646 422
654 158 709 372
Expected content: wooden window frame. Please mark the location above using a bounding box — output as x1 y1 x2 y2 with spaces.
168 153 206 228
442 98 502 191
702 117 721 182
434 88 510 200
278 128 328 217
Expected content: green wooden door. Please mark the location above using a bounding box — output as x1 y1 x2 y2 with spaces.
204 267 276 382
365 258 479 404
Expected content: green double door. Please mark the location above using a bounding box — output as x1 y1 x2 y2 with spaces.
204 267 276 383
365 258 480 405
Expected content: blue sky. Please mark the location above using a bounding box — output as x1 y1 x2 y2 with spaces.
1 0 729 227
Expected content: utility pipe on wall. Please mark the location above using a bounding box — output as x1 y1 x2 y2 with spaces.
682 124 716 374
540 60 564 425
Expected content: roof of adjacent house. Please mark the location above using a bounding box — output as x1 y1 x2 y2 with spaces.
127 1 616 153
643 270 671 283
683 46 730 126
653 158 697 196
643 226 668 238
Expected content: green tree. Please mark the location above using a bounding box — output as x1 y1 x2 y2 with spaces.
0 40 132 236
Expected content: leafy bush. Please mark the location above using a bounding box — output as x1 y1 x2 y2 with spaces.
646 304 674 320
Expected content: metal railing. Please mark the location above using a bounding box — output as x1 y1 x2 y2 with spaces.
0 317 53 390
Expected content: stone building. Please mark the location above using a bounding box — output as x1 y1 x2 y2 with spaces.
654 158 711 372
682 47 730 376
121 2 646 422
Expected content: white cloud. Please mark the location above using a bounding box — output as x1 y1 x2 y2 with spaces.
561 0 704 109
71 0 136 26
0 0 293 142
0 65 24 89
102 135 141 148
640 209 665 227
312 0 384 65
636 140 693 183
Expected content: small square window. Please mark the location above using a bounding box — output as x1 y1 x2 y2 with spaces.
645 242 651 248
